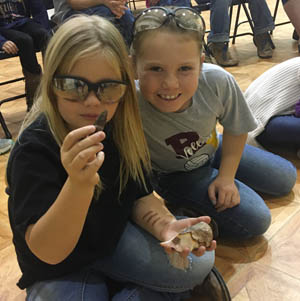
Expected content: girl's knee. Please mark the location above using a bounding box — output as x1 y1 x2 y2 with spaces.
272 162 297 196
181 251 215 290
16 34 34 49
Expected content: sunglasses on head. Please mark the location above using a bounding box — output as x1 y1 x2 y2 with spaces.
53 75 128 104
133 7 205 36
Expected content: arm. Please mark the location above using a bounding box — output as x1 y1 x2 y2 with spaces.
25 126 104 265
132 193 216 257
218 130 247 180
208 130 247 211
67 0 107 9
1 40 19 54
132 193 175 242
67 0 127 18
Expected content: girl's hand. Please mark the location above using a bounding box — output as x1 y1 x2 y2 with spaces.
208 177 240 212
2 41 18 54
104 0 126 18
61 126 105 187
160 216 217 259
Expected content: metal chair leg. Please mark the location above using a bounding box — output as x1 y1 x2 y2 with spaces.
0 111 12 139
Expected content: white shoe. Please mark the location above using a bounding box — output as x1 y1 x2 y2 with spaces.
0 139 13 155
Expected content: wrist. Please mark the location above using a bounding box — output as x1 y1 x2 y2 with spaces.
156 215 176 241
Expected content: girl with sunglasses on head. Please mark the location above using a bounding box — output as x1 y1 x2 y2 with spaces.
6 14 216 301
130 7 297 240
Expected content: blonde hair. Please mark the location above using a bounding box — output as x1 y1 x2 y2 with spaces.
19 15 151 194
130 7 205 59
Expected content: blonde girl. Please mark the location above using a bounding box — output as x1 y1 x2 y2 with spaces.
7 15 215 300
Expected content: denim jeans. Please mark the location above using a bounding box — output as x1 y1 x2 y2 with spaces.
64 5 134 46
26 222 215 300
152 136 297 240
156 0 191 7
256 114 300 150
204 0 275 43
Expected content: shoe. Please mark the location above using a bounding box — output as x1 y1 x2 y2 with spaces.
185 266 231 301
292 29 299 40
0 138 13 155
207 42 239 67
253 32 274 58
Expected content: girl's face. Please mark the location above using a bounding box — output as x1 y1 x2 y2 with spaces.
134 31 203 113
55 53 122 130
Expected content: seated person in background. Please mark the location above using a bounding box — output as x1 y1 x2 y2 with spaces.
245 57 300 159
199 0 275 67
52 0 134 45
0 0 51 111
282 0 300 52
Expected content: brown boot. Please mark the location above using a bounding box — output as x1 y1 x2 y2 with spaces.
208 42 239 67
22 66 42 112
253 32 274 58
184 267 231 301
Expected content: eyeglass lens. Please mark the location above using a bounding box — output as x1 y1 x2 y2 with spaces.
53 77 127 104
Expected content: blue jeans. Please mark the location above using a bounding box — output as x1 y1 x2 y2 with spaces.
156 0 191 6
256 114 300 150
152 136 297 240
26 222 215 300
204 0 275 43
64 5 134 45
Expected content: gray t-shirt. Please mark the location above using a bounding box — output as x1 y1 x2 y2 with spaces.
138 63 257 173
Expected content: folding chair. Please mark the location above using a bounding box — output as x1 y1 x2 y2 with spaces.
192 0 254 45
0 52 26 139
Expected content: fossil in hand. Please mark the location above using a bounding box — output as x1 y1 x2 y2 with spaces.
94 110 107 132
161 222 213 270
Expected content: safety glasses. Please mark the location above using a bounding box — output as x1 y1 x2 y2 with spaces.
133 7 205 36
53 75 128 104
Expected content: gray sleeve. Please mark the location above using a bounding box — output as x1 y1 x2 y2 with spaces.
213 69 257 135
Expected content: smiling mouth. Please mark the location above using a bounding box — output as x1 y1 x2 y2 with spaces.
158 93 181 101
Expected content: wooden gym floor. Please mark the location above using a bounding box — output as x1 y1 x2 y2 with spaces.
0 0 299 300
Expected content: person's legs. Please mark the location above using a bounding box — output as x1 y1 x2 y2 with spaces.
214 135 297 196
256 114 300 152
207 0 231 43
282 0 300 51
153 166 271 239
26 268 110 301
64 5 134 46
18 20 50 56
248 0 275 58
0 27 40 73
282 0 300 37
206 0 239 67
25 261 192 301
248 0 274 35
94 222 215 294
0 26 42 110
157 0 192 7
114 8 134 46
